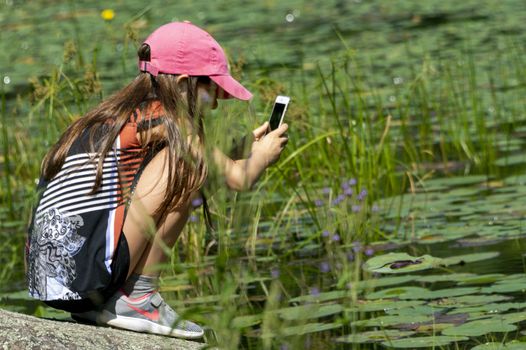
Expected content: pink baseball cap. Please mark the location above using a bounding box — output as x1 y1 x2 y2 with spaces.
139 21 253 101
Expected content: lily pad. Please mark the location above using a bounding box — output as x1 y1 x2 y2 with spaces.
441 252 500 265
385 305 444 316
418 287 480 299
471 342 526 350
501 274 526 281
442 318 517 337
501 311 526 324
457 274 505 285
447 187 482 197
367 286 480 300
335 330 415 344
428 294 512 307
504 173 526 185
380 335 468 348
421 287 481 300
280 322 342 336
415 232 467 244
495 153 526 166
366 287 430 300
364 252 500 275
454 237 506 247
481 278 526 293
416 273 475 283
355 275 417 290
278 303 343 321
352 314 432 327
363 253 442 274
423 175 488 187
289 290 348 304
346 299 425 313
412 323 456 332
450 302 526 315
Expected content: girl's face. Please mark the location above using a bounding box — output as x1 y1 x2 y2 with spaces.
196 79 219 111
175 74 221 112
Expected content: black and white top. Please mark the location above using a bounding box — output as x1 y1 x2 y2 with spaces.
26 103 164 302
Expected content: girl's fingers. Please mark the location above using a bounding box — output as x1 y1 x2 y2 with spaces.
252 122 269 139
277 123 288 135
269 123 288 137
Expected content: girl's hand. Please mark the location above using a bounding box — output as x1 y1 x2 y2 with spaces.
250 121 289 167
252 121 269 141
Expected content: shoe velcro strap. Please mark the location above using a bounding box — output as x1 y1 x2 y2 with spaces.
150 293 163 308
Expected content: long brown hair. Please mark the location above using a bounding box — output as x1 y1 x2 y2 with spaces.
41 44 209 226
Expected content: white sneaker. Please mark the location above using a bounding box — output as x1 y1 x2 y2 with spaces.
72 290 204 339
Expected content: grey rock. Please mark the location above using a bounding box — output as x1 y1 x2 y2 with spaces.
0 309 207 350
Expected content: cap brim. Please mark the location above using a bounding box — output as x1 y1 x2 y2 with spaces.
210 75 253 101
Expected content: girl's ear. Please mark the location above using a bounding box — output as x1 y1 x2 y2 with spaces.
176 74 190 84
175 74 190 94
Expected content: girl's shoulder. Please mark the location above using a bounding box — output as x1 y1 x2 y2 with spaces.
129 100 164 125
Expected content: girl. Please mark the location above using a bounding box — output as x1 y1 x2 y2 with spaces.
25 21 289 339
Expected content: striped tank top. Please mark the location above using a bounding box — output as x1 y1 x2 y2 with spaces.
26 101 164 302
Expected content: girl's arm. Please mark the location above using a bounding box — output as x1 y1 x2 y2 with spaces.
213 122 288 191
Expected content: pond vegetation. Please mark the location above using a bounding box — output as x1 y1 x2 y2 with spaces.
1 0 526 349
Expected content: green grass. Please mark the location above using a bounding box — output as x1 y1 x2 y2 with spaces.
1 3 526 349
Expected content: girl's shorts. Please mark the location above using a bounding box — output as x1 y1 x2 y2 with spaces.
43 233 130 313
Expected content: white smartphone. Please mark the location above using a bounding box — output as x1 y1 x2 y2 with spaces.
268 95 290 131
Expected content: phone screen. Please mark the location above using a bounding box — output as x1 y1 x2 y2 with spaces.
269 102 286 131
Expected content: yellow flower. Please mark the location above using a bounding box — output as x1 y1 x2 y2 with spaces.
101 9 115 21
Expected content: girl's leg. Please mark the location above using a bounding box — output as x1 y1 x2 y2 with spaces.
121 148 193 279
91 148 203 339
128 205 192 277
